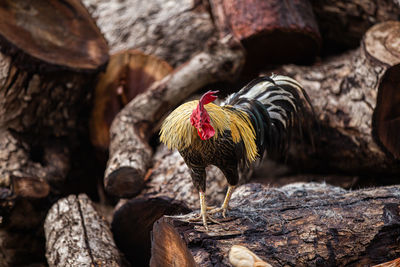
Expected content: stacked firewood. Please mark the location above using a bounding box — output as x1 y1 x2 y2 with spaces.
0 0 399 266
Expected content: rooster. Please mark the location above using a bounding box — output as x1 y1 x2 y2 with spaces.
160 74 312 230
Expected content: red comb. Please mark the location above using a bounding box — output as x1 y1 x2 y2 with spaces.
199 90 219 106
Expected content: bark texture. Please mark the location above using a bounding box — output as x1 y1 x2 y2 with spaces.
310 0 400 52
276 21 400 173
152 182 400 266
210 0 321 69
82 0 216 67
44 194 123 267
105 40 245 197
0 0 108 201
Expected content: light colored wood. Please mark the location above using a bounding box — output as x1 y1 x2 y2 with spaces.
44 194 122 267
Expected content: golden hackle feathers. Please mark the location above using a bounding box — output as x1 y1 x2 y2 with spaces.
159 100 258 163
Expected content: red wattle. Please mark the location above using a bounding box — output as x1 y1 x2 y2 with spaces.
198 123 215 140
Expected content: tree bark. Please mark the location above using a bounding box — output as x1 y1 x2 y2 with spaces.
151 182 400 266
210 0 321 70
104 40 245 197
275 21 400 173
44 194 124 267
0 0 108 220
82 0 216 67
310 0 400 53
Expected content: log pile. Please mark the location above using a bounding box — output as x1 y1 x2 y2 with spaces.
0 0 399 266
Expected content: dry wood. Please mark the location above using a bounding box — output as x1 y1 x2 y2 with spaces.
82 0 216 67
275 21 400 173
105 40 245 197
210 0 321 69
151 182 400 266
44 194 123 267
0 0 108 221
310 0 400 52
0 0 108 134
90 50 173 151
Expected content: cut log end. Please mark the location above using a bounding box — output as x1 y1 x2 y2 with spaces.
112 197 191 266
373 64 400 159
0 0 108 71
105 167 145 198
365 21 400 159
90 50 172 151
150 217 197 267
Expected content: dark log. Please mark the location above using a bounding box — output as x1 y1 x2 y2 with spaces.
44 194 123 267
151 182 400 266
104 40 245 197
373 258 400 267
90 50 172 151
310 0 400 53
275 21 400 173
82 0 216 67
210 0 321 70
112 196 191 266
0 197 49 267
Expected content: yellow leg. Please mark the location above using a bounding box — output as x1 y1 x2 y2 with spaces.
199 191 208 230
220 185 235 218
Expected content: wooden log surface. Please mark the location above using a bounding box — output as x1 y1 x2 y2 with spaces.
0 0 108 229
44 194 123 267
151 182 400 266
310 0 400 52
90 50 173 151
275 21 400 173
104 39 245 197
210 0 321 69
82 0 216 67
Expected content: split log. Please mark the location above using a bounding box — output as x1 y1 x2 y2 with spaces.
104 39 245 197
44 194 123 267
275 21 400 173
210 0 321 70
90 50 173 151
151 182 400 266
82 0 216 67
0 0 108 203
310 0 400 53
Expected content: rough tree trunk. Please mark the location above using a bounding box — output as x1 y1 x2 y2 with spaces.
277 21 400 173
0 1 108 266
82 0 216 67
104 40 245 197
0 0 108 198
44 194 124 267
151 182 400 266
210 0 321 70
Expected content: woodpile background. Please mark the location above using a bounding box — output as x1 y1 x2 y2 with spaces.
0 0 399 266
